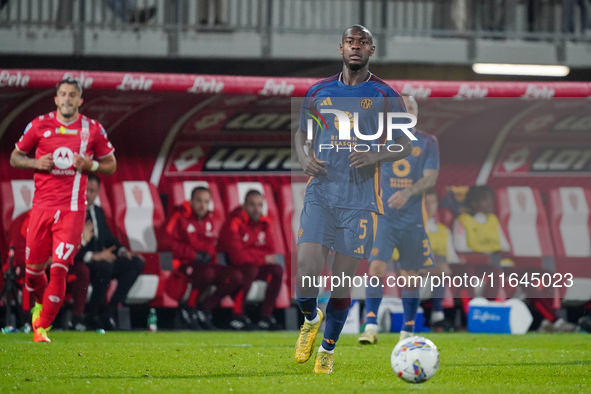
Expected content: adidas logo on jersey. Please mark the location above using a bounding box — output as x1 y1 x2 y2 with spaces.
320 97 333 106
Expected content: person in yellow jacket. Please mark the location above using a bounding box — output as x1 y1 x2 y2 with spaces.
453 185 510 254
452 185 576 332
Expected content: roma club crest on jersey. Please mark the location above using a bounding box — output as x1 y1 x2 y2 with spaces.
360 98 373 110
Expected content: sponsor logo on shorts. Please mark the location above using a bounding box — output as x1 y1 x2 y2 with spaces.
371 247 379 256
298 228 304 238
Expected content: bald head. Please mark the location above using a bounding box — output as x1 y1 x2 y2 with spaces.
402 95 418 117
342 25 373 45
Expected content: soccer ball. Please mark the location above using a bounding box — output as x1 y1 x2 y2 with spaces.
390 336 439 383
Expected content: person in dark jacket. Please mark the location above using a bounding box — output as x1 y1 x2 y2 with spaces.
74 173 144 330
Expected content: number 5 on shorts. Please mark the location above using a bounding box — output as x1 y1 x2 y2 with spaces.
422 239 431 256
359 219 368 239
55 242 75 260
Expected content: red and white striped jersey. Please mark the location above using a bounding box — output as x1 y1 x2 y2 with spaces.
15 111 114 211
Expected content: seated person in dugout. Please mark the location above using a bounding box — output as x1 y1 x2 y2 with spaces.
217 190 284 331
453 185 576 332
74 173 145 331
165 186 242 330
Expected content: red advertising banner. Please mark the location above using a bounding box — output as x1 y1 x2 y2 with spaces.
2 69 591 97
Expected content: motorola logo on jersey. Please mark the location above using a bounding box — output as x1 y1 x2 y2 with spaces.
53 147 74 169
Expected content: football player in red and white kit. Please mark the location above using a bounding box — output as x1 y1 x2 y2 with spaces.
10 79 116 343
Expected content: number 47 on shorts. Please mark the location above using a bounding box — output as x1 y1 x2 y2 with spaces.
55 242 75 260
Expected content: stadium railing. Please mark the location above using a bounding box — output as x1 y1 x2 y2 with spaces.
0 0 589 60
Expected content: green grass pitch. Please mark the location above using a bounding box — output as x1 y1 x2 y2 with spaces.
1 331 589 393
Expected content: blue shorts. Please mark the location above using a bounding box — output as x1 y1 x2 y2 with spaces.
369 218 435 271
297 201 376 259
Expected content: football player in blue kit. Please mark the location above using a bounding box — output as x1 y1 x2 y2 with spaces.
358 95 441 345
293 25 413 373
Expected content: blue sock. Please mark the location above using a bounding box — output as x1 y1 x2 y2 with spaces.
431 283 446 313
401 288 420 333
296 285 319 321
297 298 318 321
365 278 383 325
322 298 351 351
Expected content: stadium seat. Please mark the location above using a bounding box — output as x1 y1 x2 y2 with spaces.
548 187 591 304
112 181 166 252
224 181 290 308
278 181 307 251
278 181 307 296
1 180 35 246
111 181 167 305
496 186 556 270
170 180 225 236
94 180 114 231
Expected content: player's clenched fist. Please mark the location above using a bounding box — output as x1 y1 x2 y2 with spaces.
300 156 327 177
388 189 411 209
73 152 92 171
33 153 54 171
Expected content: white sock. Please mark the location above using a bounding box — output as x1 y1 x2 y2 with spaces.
305 313 320 324
431 311 445 323
365 323 378 332
319 345 334 354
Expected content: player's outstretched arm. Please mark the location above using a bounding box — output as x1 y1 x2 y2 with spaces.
294 128 327 177
348 134 412 168
10 148 53 171
73 152 117 174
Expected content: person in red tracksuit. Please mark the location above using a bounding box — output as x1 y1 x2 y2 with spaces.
166 186 242 330
218 190 284 331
